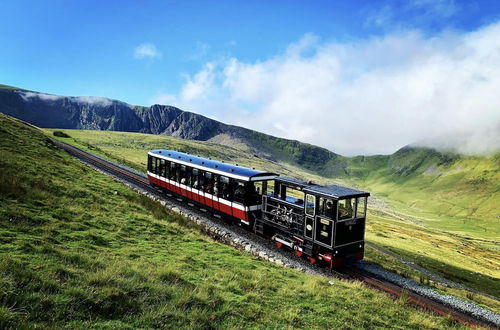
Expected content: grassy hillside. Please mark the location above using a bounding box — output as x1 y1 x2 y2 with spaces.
344 147 500 239
46 128 500 307
1 115 464 327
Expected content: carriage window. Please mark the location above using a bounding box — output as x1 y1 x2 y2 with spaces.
154 157 159 175
219 176 231 199
305 194 315 216
160 159 166 177
356 197 366 218
197 170 206 190
192 169 199 188
213 175 220 195
338 198 354 220
318 197 335 219
185 167 192 187
164 161 171 178
204 172 214 194
233 181 246 204
148 155 152 172
179 165 187 184
169 162 176 180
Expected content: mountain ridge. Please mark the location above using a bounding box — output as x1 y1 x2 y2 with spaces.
0 84 344 173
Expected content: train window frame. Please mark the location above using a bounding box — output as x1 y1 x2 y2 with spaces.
305 194 315 216
154 157 159 175
160 159 166 177
233 180 246 204
169 162 176 181
179 165 187 184
356 197 366 218
318 197 335 219
164 160 171 178
219 176 230 199
204 172 214 194
192 168 199 189
337 198 354 220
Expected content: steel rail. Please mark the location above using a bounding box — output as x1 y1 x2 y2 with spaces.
53 138 497 329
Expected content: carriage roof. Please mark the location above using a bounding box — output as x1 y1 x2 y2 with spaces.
149 149 278 181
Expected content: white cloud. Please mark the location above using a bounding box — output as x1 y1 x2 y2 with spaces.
134 43 161 59
19 91 118 107
20 91 62 102
151 22 500 156
74 96 114 107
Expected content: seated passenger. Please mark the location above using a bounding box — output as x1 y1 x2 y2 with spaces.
181 177 186 184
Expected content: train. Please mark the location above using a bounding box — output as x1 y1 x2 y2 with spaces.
147 149 369 268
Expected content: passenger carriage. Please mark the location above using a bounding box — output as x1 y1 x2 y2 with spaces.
147 150 277 224
147 149 369 268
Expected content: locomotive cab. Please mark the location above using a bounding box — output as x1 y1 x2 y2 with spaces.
257 177 369 268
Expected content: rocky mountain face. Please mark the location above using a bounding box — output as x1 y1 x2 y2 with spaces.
0 85 343 172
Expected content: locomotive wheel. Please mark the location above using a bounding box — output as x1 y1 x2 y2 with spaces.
309 257 316 264
294 250 303 257
275 241 283 249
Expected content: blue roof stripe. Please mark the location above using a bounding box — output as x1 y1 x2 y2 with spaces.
150 149 277 179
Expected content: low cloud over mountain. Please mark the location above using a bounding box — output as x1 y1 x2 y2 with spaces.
152 22 500 156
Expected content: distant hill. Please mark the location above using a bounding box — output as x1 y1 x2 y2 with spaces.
0 84 344 173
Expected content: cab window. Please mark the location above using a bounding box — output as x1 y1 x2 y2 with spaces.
305 194 315 216
338 198 354 220
318 197 335 219
356 197 366 218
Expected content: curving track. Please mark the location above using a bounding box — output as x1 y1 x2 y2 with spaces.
53 138 498 329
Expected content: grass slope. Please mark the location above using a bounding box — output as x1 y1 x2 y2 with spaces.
46 128 500 310
0 115 462 328
345 147 500 238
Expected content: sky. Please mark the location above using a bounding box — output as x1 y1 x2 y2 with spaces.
1 0 500 155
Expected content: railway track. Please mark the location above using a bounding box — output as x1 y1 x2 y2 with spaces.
53 138 498 329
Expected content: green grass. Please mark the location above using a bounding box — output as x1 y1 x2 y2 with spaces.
0 115 465 328
45 128 500 311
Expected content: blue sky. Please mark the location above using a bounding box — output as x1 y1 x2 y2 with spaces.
1 0 500 155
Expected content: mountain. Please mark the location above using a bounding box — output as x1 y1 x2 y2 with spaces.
0 84 345 173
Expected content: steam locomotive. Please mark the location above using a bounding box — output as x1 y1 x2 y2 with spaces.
147 149 369 268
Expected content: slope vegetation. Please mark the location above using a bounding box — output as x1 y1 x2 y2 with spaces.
345 146 500 238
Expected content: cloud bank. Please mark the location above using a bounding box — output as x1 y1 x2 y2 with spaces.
134 43 161 59
154 22 500 156
20 91 115 107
